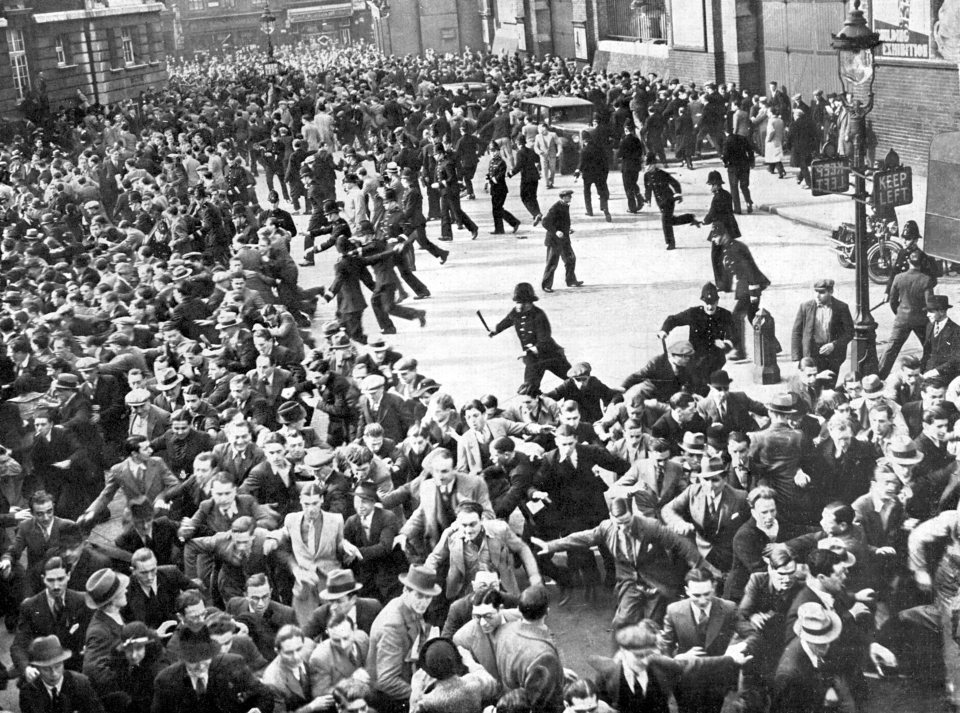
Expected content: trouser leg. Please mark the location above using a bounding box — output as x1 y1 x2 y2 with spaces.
396 262 429 297
542 242 560 289
560 239 578 285
520 181 541 218
439 195 454 238
491 190 506 233
878 322 916 378
582 181 594 214
727 167 742 213
597 177 610 212
371 290 395 332
739 166 753 206
411 225 445 259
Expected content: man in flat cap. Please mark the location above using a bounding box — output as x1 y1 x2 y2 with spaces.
540 188 582 293
791 279 854 378
623 340 709 403
659 282 735 376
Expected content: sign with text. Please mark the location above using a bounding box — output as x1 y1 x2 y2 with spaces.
811 159 850 197
873 167 914 209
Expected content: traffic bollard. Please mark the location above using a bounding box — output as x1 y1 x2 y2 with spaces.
752 307 781 385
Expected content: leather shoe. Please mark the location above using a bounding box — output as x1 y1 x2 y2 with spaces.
439 250 449 264
470 227 479 240
414 293 431 300
568 281 584 287
542 286 554 293
512 223 521 234
418 312 427 328
533 214 542 226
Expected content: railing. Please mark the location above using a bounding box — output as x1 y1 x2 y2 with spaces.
606 0 667 42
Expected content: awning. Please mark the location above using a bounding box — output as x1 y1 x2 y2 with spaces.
286 2 352 23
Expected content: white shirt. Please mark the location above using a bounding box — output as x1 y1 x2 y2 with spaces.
691 601 712 625
45 680 63 699
622 664 648 695
188 673 208 693
220 503 239 520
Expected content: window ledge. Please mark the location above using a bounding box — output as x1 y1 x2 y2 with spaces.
148 60 162 67
56 62 79 69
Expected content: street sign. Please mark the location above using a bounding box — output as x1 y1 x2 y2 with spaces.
810 159 850 196
873 166 913 209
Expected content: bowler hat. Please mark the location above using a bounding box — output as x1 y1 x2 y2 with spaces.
399 564 442 596
85 569 129 609
513 282 538 303
319 569 364 600
322 199 341 214
708 369 732 387
706 170 724 185
27 635 72 667
766 392 800 414
793 602 842 644
926 295 952 311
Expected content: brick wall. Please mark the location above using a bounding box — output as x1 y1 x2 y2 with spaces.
872 59 960 176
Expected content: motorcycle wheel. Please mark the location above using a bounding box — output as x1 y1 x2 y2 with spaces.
836 250 854 269
867 240 902 285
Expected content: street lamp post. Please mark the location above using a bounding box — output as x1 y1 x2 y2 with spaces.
260 3 279 77
831 0 882 379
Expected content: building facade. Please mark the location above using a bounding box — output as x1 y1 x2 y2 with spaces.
0 0 167 118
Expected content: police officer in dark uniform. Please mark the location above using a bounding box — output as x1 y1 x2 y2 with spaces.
540 188 583 293
435 143 478 241
658 283 735 377
643 153 700 250
619 123 645 214
574 133 612 222
885 219 942 298
489 282 573 389
381 188 430 300
301 199 350 265
701 170 740 240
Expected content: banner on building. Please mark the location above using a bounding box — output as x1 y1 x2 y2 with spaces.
873 0 960 62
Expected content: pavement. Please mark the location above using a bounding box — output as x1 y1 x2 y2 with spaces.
0 150 949 712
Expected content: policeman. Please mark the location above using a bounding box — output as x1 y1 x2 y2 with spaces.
489 282 573 389
540 188 582 293
643 153 700 250
659 282 735 376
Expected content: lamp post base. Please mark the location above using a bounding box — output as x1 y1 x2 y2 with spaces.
849 319 879 379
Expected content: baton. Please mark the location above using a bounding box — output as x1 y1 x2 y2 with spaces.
477 310 492 333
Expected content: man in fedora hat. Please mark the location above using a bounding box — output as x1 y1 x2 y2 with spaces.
540 188 584 292
19 635 103 713
82 569 130 678
700 170 740 242
367 564 442 713
152 625 272 713
662 457 750 573
489 282 572 390
747 392 819 529
791 279 854 378
771 602 849 713
659 283 735 376
921 294 960 382
342 482 406 604
303 567 383 641
879 251 940 379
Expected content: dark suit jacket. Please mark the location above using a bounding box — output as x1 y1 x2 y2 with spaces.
3 515 74 571
726 517 785 601
662 483 750 570
651 412 708 454
815 437 875 505
82 609 125 678
180 494 275 540
122 566 195 627
622 353 708 403
226 597 298 660
239 462 300 519
543 376 619 423
614 458 688 519
20 669 105 713
772 638 852 713
12 589 91 674
115 516 180 565
791 297 854 362
303 597 383 640
211 442 266 486
889 268 937 327
150 653 273 713
356 391 411 443
343 507 406 600
661 596 740 657
923 318 960 380
533 445 629 535
696 391 767 434
852 493 905 550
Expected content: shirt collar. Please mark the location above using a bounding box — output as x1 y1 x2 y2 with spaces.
691 601 712 623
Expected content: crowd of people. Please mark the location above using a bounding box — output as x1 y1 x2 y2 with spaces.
0 35 953 713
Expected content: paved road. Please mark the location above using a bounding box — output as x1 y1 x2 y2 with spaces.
0 156 946 712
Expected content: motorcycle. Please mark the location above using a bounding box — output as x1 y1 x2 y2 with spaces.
827 215 904 285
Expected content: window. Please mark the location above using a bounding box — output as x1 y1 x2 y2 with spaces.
7 29 30 99
605 0 667 42
55 34 71 65
187 0 205 10
121 27 135 64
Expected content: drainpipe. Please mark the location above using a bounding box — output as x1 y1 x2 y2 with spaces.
83 19 100 106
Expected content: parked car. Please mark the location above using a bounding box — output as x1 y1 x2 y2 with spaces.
520 96 595 174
